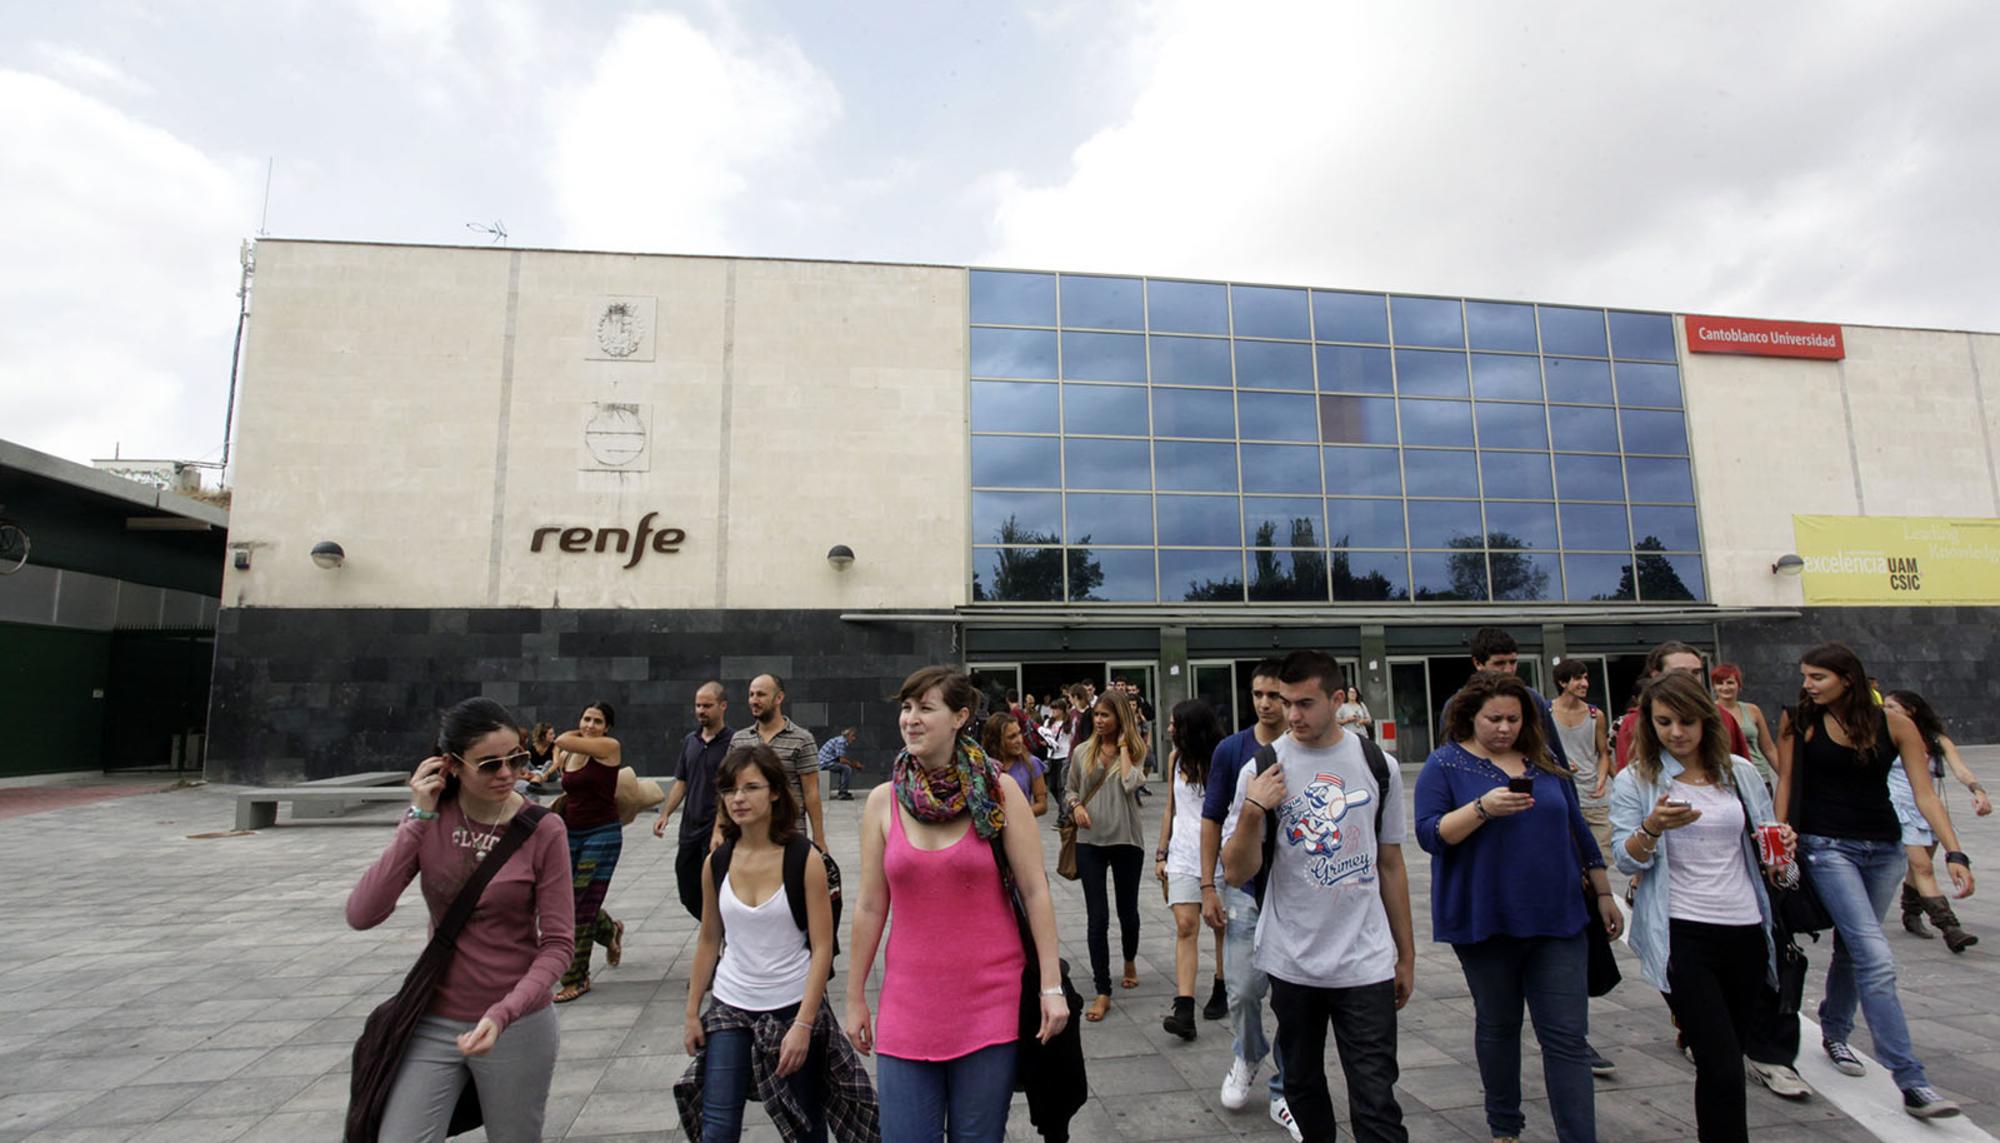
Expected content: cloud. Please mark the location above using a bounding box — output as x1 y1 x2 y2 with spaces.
548 11 841 254
979 1 2000 331
29 43 153 98
0 70 256 464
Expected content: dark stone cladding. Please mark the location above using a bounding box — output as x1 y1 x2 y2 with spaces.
1717 605 2000 745
205 608 957 786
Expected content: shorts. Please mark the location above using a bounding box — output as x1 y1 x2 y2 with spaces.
1165 873 1204 906
1888 771 1937 847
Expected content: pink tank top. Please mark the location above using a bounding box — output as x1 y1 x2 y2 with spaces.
874 806 1026 1061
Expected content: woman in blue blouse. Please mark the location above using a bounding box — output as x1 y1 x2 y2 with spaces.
1415 671 1619 1143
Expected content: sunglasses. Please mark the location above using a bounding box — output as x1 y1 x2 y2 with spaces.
452 749 534 775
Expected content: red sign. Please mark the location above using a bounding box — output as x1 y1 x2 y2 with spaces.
1684 315 1844 360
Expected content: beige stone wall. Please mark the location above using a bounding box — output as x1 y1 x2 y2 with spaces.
226 242 968 610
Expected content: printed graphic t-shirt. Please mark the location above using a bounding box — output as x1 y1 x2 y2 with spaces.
1238 731 1406 990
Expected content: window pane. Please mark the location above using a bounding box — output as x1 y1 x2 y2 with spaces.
1324 446 1403 497
1560 504 1631 550
1313 290 1388 343
1491 553 1561 601
1236 340 1314 390
1062 332 1147 381
970 271 1056 326
1403 448 1479 497
1539 306 1607 357
1609 311 1677 361
1152 388 1236 439
1328 499 1406 548
1240 443 1321 493
973 491 1061 545
1395 349 1470 397
1413 551 1488 601
1060 275 1142 330
1630 506 1700 551
1065 493 1153 545
1483 502 1559 549
1161 548 1244 601
1238 392 1318 441
1476 402 1550 450
1564 554 1634 601
972 436 1059 488
1155 441 1239 492
970 381 1058 433
1626 457 1695 502
1249 549 1330 602
1150 335 1233 386
1399 399 1474 446
1408 500 1484 547
1245 497 1325 548
972 546 1064 602
1333 551 1410 600
1615 363 1684 408
1064 438 1151 490
1391 296 1465 348
1543 357 1613 404
1063 384 1148 436
1555 453 1627 500
1634 553 1705 601
1620 408 1688 455
1319 396 1401 444
971 328 1057 378
1548 405 1620 453
1148 279 1229 334
1157 494 1242 545
1317 346 1395 393
1233 285 1310 340
1466 301 1539 352
1069 548 1156 602
1480 451 1554 499
1471 354 1543 401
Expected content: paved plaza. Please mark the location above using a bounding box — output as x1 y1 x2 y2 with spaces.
5 758 2000 1142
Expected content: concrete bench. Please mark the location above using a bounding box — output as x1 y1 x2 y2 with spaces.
236 773 410 829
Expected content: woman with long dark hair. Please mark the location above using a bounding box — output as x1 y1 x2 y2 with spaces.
1883 689 1989 952
347 698 572 1141
1775 643 1973 1119
554 701 625 1003
983 712 1049 817
1153 699 1225 1040
1066 687 1151 1022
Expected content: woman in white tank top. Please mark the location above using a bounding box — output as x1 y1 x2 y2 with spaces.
1152 700 1227 1041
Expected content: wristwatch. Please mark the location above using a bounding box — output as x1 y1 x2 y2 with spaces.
1946 850 1972 867
405 806 439 822
1040 985 1065 997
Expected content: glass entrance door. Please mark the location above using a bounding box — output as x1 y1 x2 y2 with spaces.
1385 658 1433 760
968 662 1021 719
1190 660 1238 729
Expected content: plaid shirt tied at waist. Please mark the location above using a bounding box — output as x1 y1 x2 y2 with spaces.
672 996 880 1143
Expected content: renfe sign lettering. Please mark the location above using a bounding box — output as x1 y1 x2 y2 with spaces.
531 512 685 569
1684 315 1844 360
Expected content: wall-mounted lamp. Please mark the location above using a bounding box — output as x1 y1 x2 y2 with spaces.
232 550 251 571
1771 553 1805 576
310 541 346 570
826 544 855 570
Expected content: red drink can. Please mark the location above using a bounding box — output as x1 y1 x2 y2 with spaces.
1756 823 1791 866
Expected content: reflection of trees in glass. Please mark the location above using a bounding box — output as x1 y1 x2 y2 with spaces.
972 515 1066 602
1480 532 1551 601
1330 545 1403 601
1065 548 1108 601
1622 536 1695 601
1249 519 1328 600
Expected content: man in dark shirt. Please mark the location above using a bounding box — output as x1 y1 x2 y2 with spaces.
653 680 734 919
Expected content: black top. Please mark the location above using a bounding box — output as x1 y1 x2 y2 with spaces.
674 725 735 843
1796 709 1901 842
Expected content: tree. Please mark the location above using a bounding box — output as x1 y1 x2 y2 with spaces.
1248 519 1329 601
1330 547 1403 601
1623 536 1696 601
972 515 1065 602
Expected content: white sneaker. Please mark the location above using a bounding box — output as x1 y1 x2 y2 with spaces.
1270 1096 1304 1142
1747 1060 1812 1099
1220 1056 1258 1110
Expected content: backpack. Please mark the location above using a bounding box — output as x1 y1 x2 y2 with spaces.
710 835 844 974
1252 735 1392 910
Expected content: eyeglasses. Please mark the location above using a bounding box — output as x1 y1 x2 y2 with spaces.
719 782 770 797
453 749 534 775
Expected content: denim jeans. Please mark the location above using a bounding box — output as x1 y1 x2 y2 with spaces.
877 1042 1017 1143
700 1018 826 1143
1074 843 1143 996
1453 932 1594 1142
1802 834 1930 1088
1269 976 1406 1142
822 760 852 796
1221 884 1285 1099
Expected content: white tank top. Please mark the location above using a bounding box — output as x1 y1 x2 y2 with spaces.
711 873 812 1012
1663 779 1761 926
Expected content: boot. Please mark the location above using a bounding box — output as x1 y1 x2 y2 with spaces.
1923 896 1979 953
1202 976 1229 1021
1163 995 1198 1040
1902 883 1935 938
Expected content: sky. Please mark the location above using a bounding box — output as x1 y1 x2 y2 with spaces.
5 0 1999 471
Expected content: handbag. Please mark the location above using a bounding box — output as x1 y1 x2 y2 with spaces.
1767 708 1835 936
1056 751 1116 882
1559 776 1620 998
345 804 550 1143
988 835 1087 1140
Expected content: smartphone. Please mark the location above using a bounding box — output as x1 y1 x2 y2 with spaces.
1507 776 1535 795
1663 797 1692 808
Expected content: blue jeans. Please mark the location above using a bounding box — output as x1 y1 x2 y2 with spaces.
877 1042 1016 1143
1221 884 1285 1100
700 1023 826 1143
822 759 852 795
1453 932 1594 1142
1803 834 1929 1088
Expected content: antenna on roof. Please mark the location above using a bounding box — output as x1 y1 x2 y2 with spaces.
466 219 509 245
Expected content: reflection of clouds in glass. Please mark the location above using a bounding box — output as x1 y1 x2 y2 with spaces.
1476 402 1550 450
971 380 1058 433
1060 275 1143 330
973 492 1060 543
1480 451 1553 499
1072 548 1156 602
1391 296 1464 348
1063 332 1147 381
1549 406 1620 453
1555 453 1626 500
1148 280 1229 334
1466 302 1538 352
1151 335 1232 385
1610 312 1677 362
1317 346 1394 394
1066 493 1153 545
971 328 1057 378
1626 457 1695 503
1062 384 1148 436
1314 291 1389 344
972 436 1059 488
1241 443 1320 494
1153 388 1235 439
1155 441 1239 492
1538 306 1607 357
1328 499 1406 549
1395 349 1469 397
1237 392 1317 441
1619 408 1688 455
1629 506 1700 551
1157 495 1242 546
1408 500 1483 547
1615 363 1684 409
1324 446 1402 497
971 271 1056 326
1544 357 1613 404
1232 286 1310 340
1318 395 1399 444
1565 554 1635 602
1235 340 1313 391
1063 437 1151 490
1399 399 1474 447
1483 502 1559 549
1471 353 1543 400
1560 503 1631 550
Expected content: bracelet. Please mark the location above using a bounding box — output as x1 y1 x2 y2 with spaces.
1199 882 1216 890
1946 850 1972 868
1039 985 1065 997
1971 784 1987 795
1637 822 1660 840
405 806 439 821
1470 795 1490 822
1597 892 1615 899
1245 797 1272 817
1156 850 1168 861
793 1018 814 1030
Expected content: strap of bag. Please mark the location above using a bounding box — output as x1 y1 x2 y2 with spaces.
1254 744 1279 908
434 803 548 950
1357 735 1390 835
1075 746 1117 813
1787 704 1811 825
783 837 811 937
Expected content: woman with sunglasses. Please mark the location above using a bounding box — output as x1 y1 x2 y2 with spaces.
554 701 626 1003
347 698 573 1142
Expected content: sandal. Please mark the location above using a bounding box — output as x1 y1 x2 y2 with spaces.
606 920 625 967
554 980 591 1003
1085 994 1111 1022
1121 962 1140 989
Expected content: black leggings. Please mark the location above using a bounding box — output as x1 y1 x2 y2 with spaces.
1664 919 1765 1143
1075 843 1143 996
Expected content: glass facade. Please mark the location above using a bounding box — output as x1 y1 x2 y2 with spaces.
969 271 1704 605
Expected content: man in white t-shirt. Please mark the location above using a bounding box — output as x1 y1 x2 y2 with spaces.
1224 649 1414 1143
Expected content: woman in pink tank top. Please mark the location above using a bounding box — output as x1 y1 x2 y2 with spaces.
845 667 1069 1143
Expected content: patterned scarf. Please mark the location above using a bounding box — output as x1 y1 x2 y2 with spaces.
892 735 1007 840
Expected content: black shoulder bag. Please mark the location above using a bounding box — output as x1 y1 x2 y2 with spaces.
345 804 550 1143
1768 707 1835 937
988 834 1086 1141
1727 776 1810 1015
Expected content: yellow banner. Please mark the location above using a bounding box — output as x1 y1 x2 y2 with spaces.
1793 515 2000 605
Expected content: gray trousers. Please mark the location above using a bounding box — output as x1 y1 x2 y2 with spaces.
378 1004 559 1143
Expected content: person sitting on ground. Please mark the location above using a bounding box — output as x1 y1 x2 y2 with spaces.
817 727 861 802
